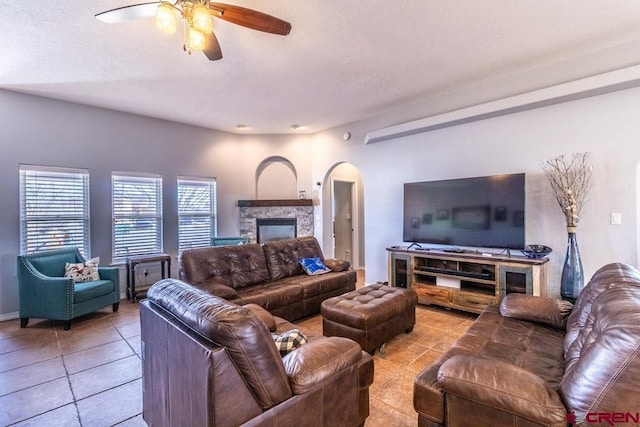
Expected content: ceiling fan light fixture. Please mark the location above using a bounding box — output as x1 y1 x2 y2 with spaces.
155 3 177 34
191 5 213 34
96 1 292 61
188 26 206 51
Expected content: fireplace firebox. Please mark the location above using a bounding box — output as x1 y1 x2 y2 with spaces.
256 218 297 243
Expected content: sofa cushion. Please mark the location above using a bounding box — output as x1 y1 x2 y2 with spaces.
74 279 115 303
179 244 270 290
147 278 292 409
275 272 356 299
263 237 324 280
236 282 304 312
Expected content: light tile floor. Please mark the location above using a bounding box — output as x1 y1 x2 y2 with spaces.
0 276 476 426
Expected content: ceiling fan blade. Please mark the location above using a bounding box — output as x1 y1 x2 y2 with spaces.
209 3 291 35
203 32 223 61
95 2 161 23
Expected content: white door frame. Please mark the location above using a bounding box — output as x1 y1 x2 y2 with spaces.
331 177 360 269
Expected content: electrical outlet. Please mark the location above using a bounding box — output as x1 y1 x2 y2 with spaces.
611 213 622 225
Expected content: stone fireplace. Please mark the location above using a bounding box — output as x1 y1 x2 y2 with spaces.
238 199 313 244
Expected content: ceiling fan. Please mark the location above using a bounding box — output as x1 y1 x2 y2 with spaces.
95 1 292 60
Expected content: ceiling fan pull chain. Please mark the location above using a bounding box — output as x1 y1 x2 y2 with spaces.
183 20 192 55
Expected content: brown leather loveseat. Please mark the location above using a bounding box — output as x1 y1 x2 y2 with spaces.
179 236 356 321
141 278 374 427
414 262 640 426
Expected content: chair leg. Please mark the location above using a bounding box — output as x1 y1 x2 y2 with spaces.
113 302 120 312
20 318 29 328
63 321 71 330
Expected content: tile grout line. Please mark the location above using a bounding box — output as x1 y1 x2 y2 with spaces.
56 317 84 427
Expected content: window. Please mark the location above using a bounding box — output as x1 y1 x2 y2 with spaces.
112 173 163 262
20 165 90 255
178 177 217 251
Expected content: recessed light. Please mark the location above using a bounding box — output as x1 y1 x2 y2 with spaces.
290 124 303 131
236 124 249 130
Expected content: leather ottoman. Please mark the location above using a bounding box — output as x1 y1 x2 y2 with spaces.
321 284 418 354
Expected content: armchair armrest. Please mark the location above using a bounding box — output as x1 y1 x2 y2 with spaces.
437 355 566 425
244 303 277 332
323 258 351 272
98 266 120 287
282 336 362 394
499 293 573 329
21 274 74 298
18 259 75 318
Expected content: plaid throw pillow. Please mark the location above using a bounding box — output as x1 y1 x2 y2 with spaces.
272 329 308 356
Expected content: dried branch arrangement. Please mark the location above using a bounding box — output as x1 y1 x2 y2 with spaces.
542 152 592 228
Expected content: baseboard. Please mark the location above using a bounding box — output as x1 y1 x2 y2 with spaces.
0 311 19 322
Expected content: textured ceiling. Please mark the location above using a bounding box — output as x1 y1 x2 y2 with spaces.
3 1 640 134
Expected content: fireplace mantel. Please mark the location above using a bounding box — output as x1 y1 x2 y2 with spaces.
237 199 313 207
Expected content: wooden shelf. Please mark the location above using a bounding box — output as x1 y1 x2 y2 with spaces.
388 248 548 314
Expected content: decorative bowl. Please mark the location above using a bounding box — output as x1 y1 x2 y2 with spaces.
521 245 552 259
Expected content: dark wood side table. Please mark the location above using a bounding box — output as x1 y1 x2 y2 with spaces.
126 253 171 302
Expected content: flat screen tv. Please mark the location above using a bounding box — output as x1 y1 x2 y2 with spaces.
403 173 525 250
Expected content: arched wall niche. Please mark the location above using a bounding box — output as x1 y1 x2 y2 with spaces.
256 156 297 199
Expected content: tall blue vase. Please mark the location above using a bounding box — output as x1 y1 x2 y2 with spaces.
561 227 584 303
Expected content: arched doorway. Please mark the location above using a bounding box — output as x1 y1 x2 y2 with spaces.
322 163 365 270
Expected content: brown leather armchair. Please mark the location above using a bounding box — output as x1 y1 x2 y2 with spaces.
141 278 373 427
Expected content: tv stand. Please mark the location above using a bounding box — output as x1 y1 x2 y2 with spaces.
387 248 548 314
441 247 466 254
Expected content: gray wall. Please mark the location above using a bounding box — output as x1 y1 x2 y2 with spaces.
0 90 314 317
2 82 640 317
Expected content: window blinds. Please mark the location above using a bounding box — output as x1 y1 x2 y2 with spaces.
20 165 90 256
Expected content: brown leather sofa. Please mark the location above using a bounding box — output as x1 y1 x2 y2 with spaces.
141 278 374 427
178 236 356 321
414 262 640 427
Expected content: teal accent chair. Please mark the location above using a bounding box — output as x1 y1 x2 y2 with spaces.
210 237 250 246
17 248 120 330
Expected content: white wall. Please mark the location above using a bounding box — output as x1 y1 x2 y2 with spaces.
311 86 640 296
